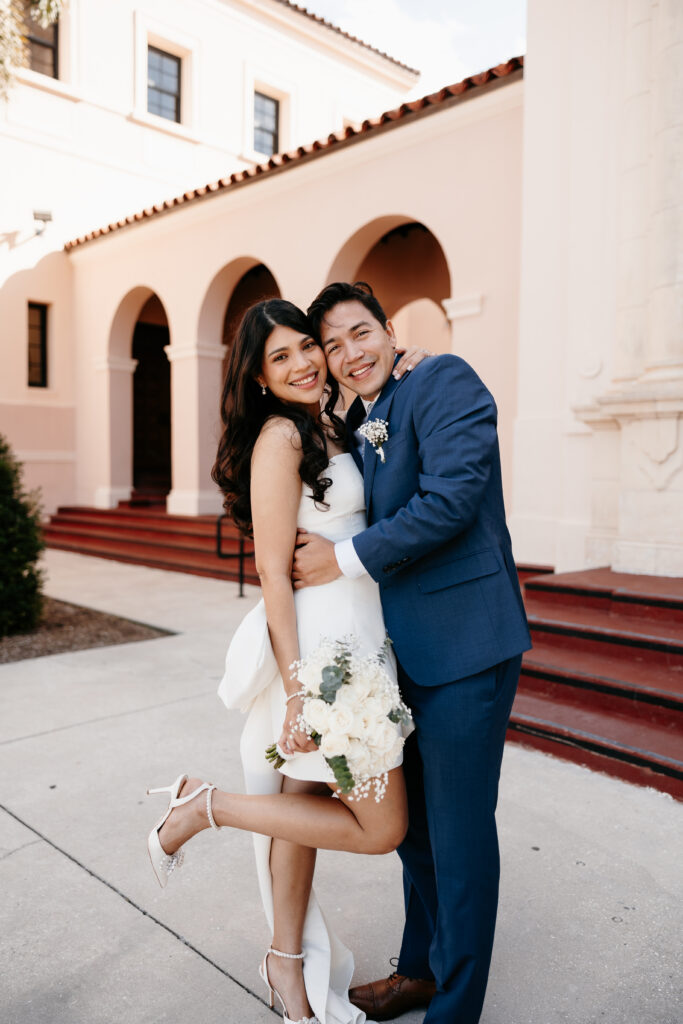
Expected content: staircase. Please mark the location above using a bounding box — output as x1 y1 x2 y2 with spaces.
511 568 683 800
44 505 258 586
44 508 683 799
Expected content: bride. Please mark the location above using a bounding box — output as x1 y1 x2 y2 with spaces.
146 299 425 1024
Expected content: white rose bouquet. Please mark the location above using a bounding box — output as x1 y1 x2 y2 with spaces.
266 637 412 801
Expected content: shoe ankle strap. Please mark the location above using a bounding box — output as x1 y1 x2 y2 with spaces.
205 785 221 831
267 947 305 959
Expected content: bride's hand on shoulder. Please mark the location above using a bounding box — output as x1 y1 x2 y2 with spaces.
279 696 318 756
392 345 434 380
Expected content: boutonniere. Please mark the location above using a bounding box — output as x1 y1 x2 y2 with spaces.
359 418 389 463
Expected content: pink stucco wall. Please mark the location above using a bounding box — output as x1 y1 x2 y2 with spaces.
3 77 524 517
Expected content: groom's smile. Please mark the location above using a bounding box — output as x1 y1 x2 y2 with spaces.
320 300 397 401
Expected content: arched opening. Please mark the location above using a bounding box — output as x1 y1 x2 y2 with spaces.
327 218 451 351
326 215 414 283
104 288 171 508
132 294 171 502
196 258 281 383
392 298 452 356
221 264 280 376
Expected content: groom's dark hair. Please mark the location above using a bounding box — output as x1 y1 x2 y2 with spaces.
307 281 388 337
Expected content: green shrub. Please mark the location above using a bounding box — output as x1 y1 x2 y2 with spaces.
0 434 44 636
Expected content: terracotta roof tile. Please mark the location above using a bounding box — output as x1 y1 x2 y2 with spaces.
65 57 523 252
269 0 419 75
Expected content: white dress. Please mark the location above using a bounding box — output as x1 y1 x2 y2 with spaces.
218 454 404 1024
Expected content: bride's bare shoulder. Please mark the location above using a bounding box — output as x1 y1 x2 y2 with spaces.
252 416 302 463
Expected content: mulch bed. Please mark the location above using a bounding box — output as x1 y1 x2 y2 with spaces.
0 597 171 664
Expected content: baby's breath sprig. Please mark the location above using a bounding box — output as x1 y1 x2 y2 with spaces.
358 418 389 462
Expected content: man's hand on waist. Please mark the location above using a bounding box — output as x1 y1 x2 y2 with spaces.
293 529 342 588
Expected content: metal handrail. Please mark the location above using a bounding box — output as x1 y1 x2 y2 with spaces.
215 514 250 597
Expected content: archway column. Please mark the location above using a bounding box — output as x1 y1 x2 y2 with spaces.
165 343 225 516
442 294 484 352
93 355 138 508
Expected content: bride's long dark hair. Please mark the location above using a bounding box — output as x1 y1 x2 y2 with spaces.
212 299 344 537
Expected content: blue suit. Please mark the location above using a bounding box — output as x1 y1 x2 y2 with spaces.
347 355 531 1023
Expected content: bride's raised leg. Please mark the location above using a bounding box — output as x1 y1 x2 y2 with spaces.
156 767 408 856
267 776 328 1022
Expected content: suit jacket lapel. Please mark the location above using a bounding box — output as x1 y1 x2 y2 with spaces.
362 368 404 518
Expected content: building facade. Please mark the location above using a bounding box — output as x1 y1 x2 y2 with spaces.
62 62 525 519
0 0 417 512
1 0 681 577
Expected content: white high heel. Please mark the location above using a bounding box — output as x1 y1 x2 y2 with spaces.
146 774 221 888
258 947 319 1024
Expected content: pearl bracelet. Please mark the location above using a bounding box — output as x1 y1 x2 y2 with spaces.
285 689 305 704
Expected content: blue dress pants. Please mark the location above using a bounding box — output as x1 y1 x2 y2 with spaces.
396 655 521 1024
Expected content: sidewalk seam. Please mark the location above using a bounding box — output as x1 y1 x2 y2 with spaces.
0 838 42 861
0 802 269 1011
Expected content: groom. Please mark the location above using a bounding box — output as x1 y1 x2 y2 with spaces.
293 281 531 1024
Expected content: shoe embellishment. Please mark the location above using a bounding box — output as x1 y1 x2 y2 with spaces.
159 849 185 876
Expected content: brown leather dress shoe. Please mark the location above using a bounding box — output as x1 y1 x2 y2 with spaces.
349 972 436 1020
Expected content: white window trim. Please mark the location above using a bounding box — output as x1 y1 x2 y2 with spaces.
132 11 201 134
241 62 296 163
15 67 81 102
16 0 80 96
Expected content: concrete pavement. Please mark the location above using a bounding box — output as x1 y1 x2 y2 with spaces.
0 550 681 1024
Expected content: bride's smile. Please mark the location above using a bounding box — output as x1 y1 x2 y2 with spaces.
257 324 327 411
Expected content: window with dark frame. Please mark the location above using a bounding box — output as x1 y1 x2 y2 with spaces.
147 45 181 123
28 303 48 388
22 1 59 79
254 92 279 156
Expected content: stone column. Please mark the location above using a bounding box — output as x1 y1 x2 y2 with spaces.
644 0 682 381
165 344 225 516
93 355 137 508
442 294 484 352
579 0 683 575
610 0 683 574
613 0 652 385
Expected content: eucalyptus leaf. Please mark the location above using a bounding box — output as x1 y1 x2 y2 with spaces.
388 706 411 725
320 664 344 703
322 665 343 686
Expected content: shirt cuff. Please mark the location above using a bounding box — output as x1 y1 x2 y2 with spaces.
334 537 368 579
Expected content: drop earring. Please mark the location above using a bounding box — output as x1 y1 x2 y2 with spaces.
261 384 267 395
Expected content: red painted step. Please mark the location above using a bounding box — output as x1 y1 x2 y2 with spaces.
45 505 257 586
522 640 683 705
505 728 683 800
45 532 260 585
516 563 554 584
517 671 681 731
512 688 681 770
53 506 219 535
525 567 683 625
524 596 683 672
47 520 226 553
513 568 683 800
508 690 683 800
